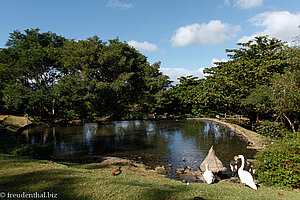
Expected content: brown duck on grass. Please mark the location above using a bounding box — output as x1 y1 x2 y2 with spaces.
112 166 122 176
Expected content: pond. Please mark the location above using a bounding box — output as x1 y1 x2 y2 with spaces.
18 120 256 181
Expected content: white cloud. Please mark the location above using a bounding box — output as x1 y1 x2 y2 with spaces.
238 11 300 43
160 58 228 84
160 67 206 84
211 58 228 67
171 20 241 47
128 40 159 52
224 0 230 6
106 0 133 9
233 0 263 9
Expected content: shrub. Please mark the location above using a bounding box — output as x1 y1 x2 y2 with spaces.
12 143 54 160
254 135 300 189
255 120 290 138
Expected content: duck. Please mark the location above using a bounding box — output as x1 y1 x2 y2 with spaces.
236 155 257 190
203 164 214 184
230 160 238 177
177 164 187 175
112 166 122 176
248 163 255 176
129 163 137 167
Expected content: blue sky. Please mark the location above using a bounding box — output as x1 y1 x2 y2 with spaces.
1 0 299 83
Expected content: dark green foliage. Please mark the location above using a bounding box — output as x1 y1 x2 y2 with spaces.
0 29 170 120
0 28 66 116
12 143 54 160
167 76 203 116
255 136 300 188
255 120 290 138
204 36 289 116
167 36 299 126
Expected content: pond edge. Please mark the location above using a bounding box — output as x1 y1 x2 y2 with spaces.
187 118 268 151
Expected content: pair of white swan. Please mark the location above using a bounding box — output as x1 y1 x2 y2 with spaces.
236 155 257 190
202 155 257 190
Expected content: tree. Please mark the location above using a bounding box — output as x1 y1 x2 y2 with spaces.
0 28 66 116
203 36 290 121
270 71 299 132
168 76 203 116
243 85 273 123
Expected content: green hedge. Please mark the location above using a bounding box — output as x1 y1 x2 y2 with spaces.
255 120 290 138
255 135 300 188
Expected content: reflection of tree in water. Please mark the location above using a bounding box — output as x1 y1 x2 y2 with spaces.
19 120 256 170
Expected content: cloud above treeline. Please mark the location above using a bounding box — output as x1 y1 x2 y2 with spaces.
171 20 241 47
160 67 205 84
127 40 160 52
106 0 133 9
238 11 300 43
233 0 264 9
160 58 227 84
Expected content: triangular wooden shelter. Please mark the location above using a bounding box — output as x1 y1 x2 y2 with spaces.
200 146 226 173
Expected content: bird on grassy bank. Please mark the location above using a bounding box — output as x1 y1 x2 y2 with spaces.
129 163 137 167
245 161 255 176
236 155 257 190
203 164 214 184
230 159 238 177
248 164 255 176
112 166 122 176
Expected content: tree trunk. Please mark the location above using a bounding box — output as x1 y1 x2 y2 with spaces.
282 113 296 133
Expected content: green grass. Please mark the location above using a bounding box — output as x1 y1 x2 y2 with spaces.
1 115 33 132
0 155 299 200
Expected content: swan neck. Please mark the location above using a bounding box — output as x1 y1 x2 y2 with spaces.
239 156 245 170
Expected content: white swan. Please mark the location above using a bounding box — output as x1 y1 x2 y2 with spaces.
237 155 257 190
203 164 214 184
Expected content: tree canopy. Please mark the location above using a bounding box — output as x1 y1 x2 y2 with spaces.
1 29 298 131
0 28 170 121
167 36 299 131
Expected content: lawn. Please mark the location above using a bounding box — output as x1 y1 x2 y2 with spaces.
0 154 299 200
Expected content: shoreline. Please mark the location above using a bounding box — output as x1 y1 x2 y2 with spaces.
187 118 268 151
1 115 268 151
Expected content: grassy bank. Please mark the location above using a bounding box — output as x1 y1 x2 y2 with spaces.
0 115 33 132
0 155 299 200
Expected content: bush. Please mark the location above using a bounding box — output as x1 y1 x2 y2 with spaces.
255 120 290 138
254 135 300 189
12 143 54 160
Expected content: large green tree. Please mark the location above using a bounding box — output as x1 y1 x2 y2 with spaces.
55 37 170 120
0 29 170 121
203 36 290 121
0 28 66 116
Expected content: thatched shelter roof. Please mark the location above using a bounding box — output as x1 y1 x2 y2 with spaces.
200 146 226 173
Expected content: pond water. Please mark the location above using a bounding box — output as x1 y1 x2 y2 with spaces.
18 120 256 181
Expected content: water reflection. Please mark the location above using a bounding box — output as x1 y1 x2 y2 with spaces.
18 120 256 179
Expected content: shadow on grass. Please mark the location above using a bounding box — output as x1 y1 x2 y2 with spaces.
116 179 196 200
0 169 91 200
